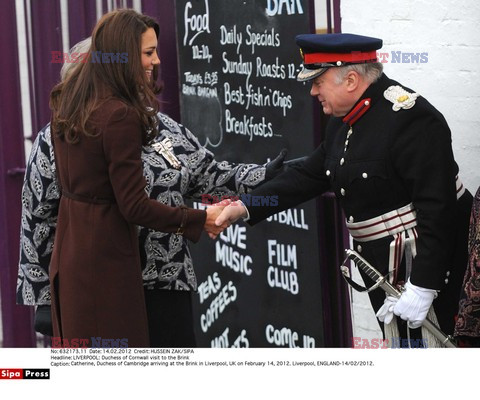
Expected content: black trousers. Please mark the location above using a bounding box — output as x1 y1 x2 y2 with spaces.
144 288 196 348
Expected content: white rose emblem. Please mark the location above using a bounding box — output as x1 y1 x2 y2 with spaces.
384 85 419 111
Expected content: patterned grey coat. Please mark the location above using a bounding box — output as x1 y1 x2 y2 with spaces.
17 112 266 306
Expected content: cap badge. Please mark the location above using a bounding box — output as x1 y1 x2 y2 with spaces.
383 85 419 111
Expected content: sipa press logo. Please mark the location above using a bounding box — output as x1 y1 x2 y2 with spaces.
0 368 50 380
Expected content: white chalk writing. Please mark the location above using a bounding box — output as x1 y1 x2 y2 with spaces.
183 0 211 46
266 0 304 17
267 240 299 295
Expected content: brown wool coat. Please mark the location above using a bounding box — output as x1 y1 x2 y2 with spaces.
49 98 206 347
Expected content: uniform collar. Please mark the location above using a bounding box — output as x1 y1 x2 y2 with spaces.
342 98 371 126
342 73 389 127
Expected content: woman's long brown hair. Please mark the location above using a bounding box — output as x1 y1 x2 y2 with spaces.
50 9 161 144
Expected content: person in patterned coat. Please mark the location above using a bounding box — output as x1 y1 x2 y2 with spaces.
216 33 472 347
455 186 480 346
17 38 288 347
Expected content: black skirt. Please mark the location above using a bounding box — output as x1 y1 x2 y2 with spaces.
144 288 196 348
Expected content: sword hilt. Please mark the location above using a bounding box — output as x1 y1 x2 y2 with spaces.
342 249 457 348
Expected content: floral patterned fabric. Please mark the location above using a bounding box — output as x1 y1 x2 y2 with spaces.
17 112 266 305
455 186 480 338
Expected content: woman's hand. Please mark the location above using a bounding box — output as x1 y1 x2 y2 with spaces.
204 204 229 239
214 201 248 231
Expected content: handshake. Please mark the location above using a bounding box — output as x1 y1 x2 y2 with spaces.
203 199 248 239
202 149 308 238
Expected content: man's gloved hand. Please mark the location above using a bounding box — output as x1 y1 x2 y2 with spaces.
264 149 308 181
393 279 437 329
34 305 53 336
376 296 398 325
264 149 287 180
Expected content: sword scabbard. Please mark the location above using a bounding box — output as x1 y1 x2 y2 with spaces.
342 249 457 348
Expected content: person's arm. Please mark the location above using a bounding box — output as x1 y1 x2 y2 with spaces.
154 114 304 201
16 125 59 307
103 105 225 241
391 108 457 289
216 142 330 227
389 106 457 327
180 123 268 198
16 125 58 336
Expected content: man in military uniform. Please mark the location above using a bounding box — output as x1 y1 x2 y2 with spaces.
215 33 472 346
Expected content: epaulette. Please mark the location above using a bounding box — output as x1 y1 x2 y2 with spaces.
383 85 419 111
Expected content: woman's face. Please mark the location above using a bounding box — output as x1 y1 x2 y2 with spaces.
141 27 160 81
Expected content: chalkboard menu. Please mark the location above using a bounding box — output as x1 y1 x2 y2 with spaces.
175 0 324 347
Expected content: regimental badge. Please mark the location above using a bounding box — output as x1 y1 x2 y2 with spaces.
151 138 181 169
383 85 419 111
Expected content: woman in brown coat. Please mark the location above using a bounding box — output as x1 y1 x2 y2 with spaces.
48 9 225 347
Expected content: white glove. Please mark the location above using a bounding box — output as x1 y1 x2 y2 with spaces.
376 296 398 325
393 279 437 329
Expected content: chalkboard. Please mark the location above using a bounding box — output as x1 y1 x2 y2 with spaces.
175 0 324 347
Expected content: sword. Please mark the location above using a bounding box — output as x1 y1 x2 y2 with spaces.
341 249 457 348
